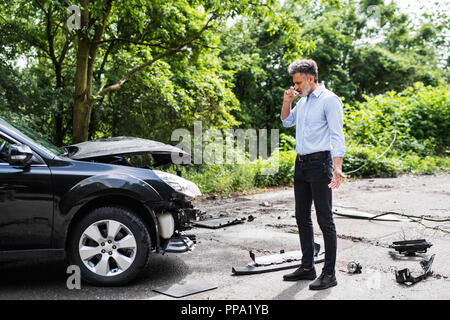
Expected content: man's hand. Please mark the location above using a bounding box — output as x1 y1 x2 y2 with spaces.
328 157 345 189
281 87 300 120
284 87 300 104
328 168 345 189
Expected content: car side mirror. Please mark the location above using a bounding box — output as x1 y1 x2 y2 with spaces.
8 144 34 167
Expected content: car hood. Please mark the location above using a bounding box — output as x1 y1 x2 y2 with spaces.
65 136 191 166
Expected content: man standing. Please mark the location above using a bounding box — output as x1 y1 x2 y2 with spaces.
280 59 345 290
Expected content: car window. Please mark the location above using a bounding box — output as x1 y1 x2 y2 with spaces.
0 117 63 156
0 136 12 163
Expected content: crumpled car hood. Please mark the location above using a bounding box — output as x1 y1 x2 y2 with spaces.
65 136 191 166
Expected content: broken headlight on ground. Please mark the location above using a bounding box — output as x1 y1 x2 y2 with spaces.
347 261 362 274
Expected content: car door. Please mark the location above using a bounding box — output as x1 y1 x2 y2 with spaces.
0 134 54 250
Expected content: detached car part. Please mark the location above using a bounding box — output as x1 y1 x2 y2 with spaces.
162 234 196 254
192 217 246 229
153 280 217 298
333 207 411 222
0 119 202 286
395 254 435 285
232 243 324 275
389 239 432 256
347 261 362 274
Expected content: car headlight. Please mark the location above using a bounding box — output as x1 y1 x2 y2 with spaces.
153 170 202 199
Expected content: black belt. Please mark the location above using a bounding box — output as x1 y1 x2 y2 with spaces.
297 151 331 162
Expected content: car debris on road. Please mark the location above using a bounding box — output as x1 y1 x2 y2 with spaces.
389 239 433 256
232 243 324 275
347 261 363 274
192 217 246 229
395 254 435 286
153 280 218 298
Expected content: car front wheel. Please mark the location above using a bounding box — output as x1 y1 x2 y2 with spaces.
68 206 152 286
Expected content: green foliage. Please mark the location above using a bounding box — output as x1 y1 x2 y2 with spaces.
342 144 399 178
345 83 450 157
220 0 449 134
168 149 297 195
342 82 450 178
279 133 296 152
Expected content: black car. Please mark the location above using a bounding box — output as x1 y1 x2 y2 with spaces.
0 117 202 286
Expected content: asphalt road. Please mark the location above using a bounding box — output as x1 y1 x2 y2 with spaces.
0 174 449 300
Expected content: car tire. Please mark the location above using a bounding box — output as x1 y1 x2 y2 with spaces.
67 206 152 286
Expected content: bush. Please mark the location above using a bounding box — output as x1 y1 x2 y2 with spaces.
345 82 450 157
343 144 398 178
167 149 296 195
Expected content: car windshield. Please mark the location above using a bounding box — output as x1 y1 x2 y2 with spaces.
0 117 64 156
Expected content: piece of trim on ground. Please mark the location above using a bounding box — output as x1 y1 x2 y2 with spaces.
232 243 324 275
333 207 411 222
192 217 246 229
152 280 218 298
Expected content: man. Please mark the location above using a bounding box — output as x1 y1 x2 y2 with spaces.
280 59 345 290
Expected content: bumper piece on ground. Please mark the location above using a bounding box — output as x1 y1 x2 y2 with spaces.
232 242 324 275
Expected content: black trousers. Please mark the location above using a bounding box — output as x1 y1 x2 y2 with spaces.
294 151 337 275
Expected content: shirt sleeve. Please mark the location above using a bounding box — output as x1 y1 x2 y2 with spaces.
324 95 345 158
280 104 297 128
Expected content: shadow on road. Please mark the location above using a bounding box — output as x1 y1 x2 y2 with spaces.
0 258 67 287
0 253 192 299
272 281 310 300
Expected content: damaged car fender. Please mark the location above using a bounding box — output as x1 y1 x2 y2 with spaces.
59 173 163 215
51 161 170 248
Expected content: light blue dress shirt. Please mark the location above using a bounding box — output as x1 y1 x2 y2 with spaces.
281 84 345 158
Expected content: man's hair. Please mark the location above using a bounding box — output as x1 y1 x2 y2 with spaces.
288 59 318 83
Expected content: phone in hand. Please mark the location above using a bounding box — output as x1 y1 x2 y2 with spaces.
291 87 300 95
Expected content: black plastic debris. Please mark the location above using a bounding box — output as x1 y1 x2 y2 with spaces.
232 242 324 275
259 201 270 207
395 254 435 286
185 234 197 244
192 217 246 229
389 239 433 256
347 261 362 274
153 280 217 298
163 235 195 253
247 215 255 222
206 195 217 200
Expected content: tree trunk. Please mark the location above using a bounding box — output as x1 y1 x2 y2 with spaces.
73 38 92 143
54 64 64 146
72 0 112 143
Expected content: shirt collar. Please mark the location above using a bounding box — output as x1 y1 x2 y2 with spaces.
308 83 325 99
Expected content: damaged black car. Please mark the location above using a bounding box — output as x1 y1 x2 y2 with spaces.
0 117 201 286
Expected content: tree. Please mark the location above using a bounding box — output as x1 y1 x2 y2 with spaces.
69 0 279 143
0 0 76 145
219 0 449 133
1 0 277 143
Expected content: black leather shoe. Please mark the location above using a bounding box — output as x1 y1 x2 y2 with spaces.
309 273 337 290
283 267 317 281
